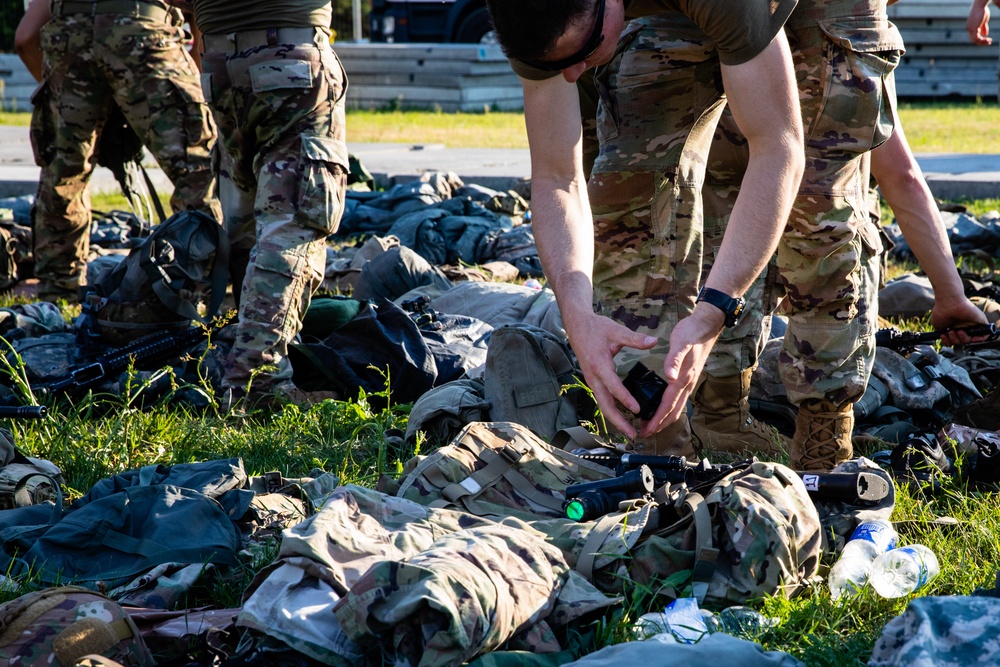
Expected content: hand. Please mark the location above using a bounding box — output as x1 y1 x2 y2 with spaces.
639 307 724 438
564 312 658 438
931 295 991 345
968 2 993 45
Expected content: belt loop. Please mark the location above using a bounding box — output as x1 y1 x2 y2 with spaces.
266 27 278 47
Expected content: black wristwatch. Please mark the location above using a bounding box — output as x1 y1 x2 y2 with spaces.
696 287 746 328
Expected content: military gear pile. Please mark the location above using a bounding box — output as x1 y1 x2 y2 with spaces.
396 422 822 608
77 209 230 347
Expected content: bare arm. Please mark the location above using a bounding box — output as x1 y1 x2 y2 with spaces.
522 75 657 438
14 0 52 82
643 32 805 435
967 0 998 45
870 123 989 340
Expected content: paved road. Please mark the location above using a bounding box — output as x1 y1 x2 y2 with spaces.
1 124 998 200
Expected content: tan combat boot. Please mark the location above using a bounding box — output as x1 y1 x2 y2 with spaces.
791 399 854 471
690 369 789 458
628 413 699 460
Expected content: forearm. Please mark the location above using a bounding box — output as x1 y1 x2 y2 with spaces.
528 175 596 325
872 129 965 301
707 35 803 322
14 0 51 82
522 77 595 327
707 138 800 298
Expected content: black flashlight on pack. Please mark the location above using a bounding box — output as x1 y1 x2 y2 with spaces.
622 361 668 421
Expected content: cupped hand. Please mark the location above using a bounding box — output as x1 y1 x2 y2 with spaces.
639 309 724 438
565 312 658 438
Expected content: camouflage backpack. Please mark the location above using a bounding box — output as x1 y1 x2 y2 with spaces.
0 586 155 667
395 421 614 520
78 209 229 347
616 461 823 605
0 428 63 513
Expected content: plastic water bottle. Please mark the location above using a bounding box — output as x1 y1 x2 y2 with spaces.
827 518 898 600
869 544 940 598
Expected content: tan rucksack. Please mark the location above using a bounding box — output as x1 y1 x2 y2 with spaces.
396 421 614 520
0 586 154 667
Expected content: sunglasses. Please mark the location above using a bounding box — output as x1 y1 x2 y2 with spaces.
520 0 607 72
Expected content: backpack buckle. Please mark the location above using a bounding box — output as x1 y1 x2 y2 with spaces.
499 445 524 464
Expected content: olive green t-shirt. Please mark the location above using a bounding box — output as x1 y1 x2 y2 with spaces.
193 0 332 35
510 0 797 80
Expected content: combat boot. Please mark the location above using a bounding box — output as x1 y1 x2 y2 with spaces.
791 399 854 471
952 389 1000 432
690 369 789 458
628 413 699 460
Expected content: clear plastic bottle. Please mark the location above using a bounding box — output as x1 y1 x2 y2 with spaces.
827 518 898 600
869 544 940 598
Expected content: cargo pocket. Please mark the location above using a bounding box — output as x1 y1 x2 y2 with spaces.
29 81 56 168
856 221 883 340
143 76 215 161
296 134 349 235
807 17 905 154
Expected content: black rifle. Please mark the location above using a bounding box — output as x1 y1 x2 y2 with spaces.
570 453 891 521
32 325 209 398
875 323 998 351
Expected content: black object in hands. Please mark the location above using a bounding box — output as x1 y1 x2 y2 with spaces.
622 362 667 421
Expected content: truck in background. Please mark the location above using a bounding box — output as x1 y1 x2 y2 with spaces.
368 0 496 44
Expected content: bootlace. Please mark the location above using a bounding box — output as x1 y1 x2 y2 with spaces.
799 409 849 467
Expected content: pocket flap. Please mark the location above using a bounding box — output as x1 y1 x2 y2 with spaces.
249 60 315 93
818 17 906 53
301 133 349 169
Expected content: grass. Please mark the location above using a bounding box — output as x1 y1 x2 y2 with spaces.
897 100 1000 154
3 100 995 151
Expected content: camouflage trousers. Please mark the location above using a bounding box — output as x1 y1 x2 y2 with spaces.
776 6 902 406
705 32 896 405
589 15 740 377
31 10 219 300
200 28 349 391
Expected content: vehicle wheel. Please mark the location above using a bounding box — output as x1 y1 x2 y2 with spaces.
454 7 496 44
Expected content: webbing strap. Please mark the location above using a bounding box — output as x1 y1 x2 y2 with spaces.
685 493 719 603
501 468 564 512
440 445 522 503
576 513 627 582
551 426 606 452
575 502 654 581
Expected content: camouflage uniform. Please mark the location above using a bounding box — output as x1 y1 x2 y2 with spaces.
868 596 1000 666
198 24 349 393
777 0 903 408
30 0 220 301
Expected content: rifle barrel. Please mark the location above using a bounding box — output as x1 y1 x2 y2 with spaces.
0 405 47 419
